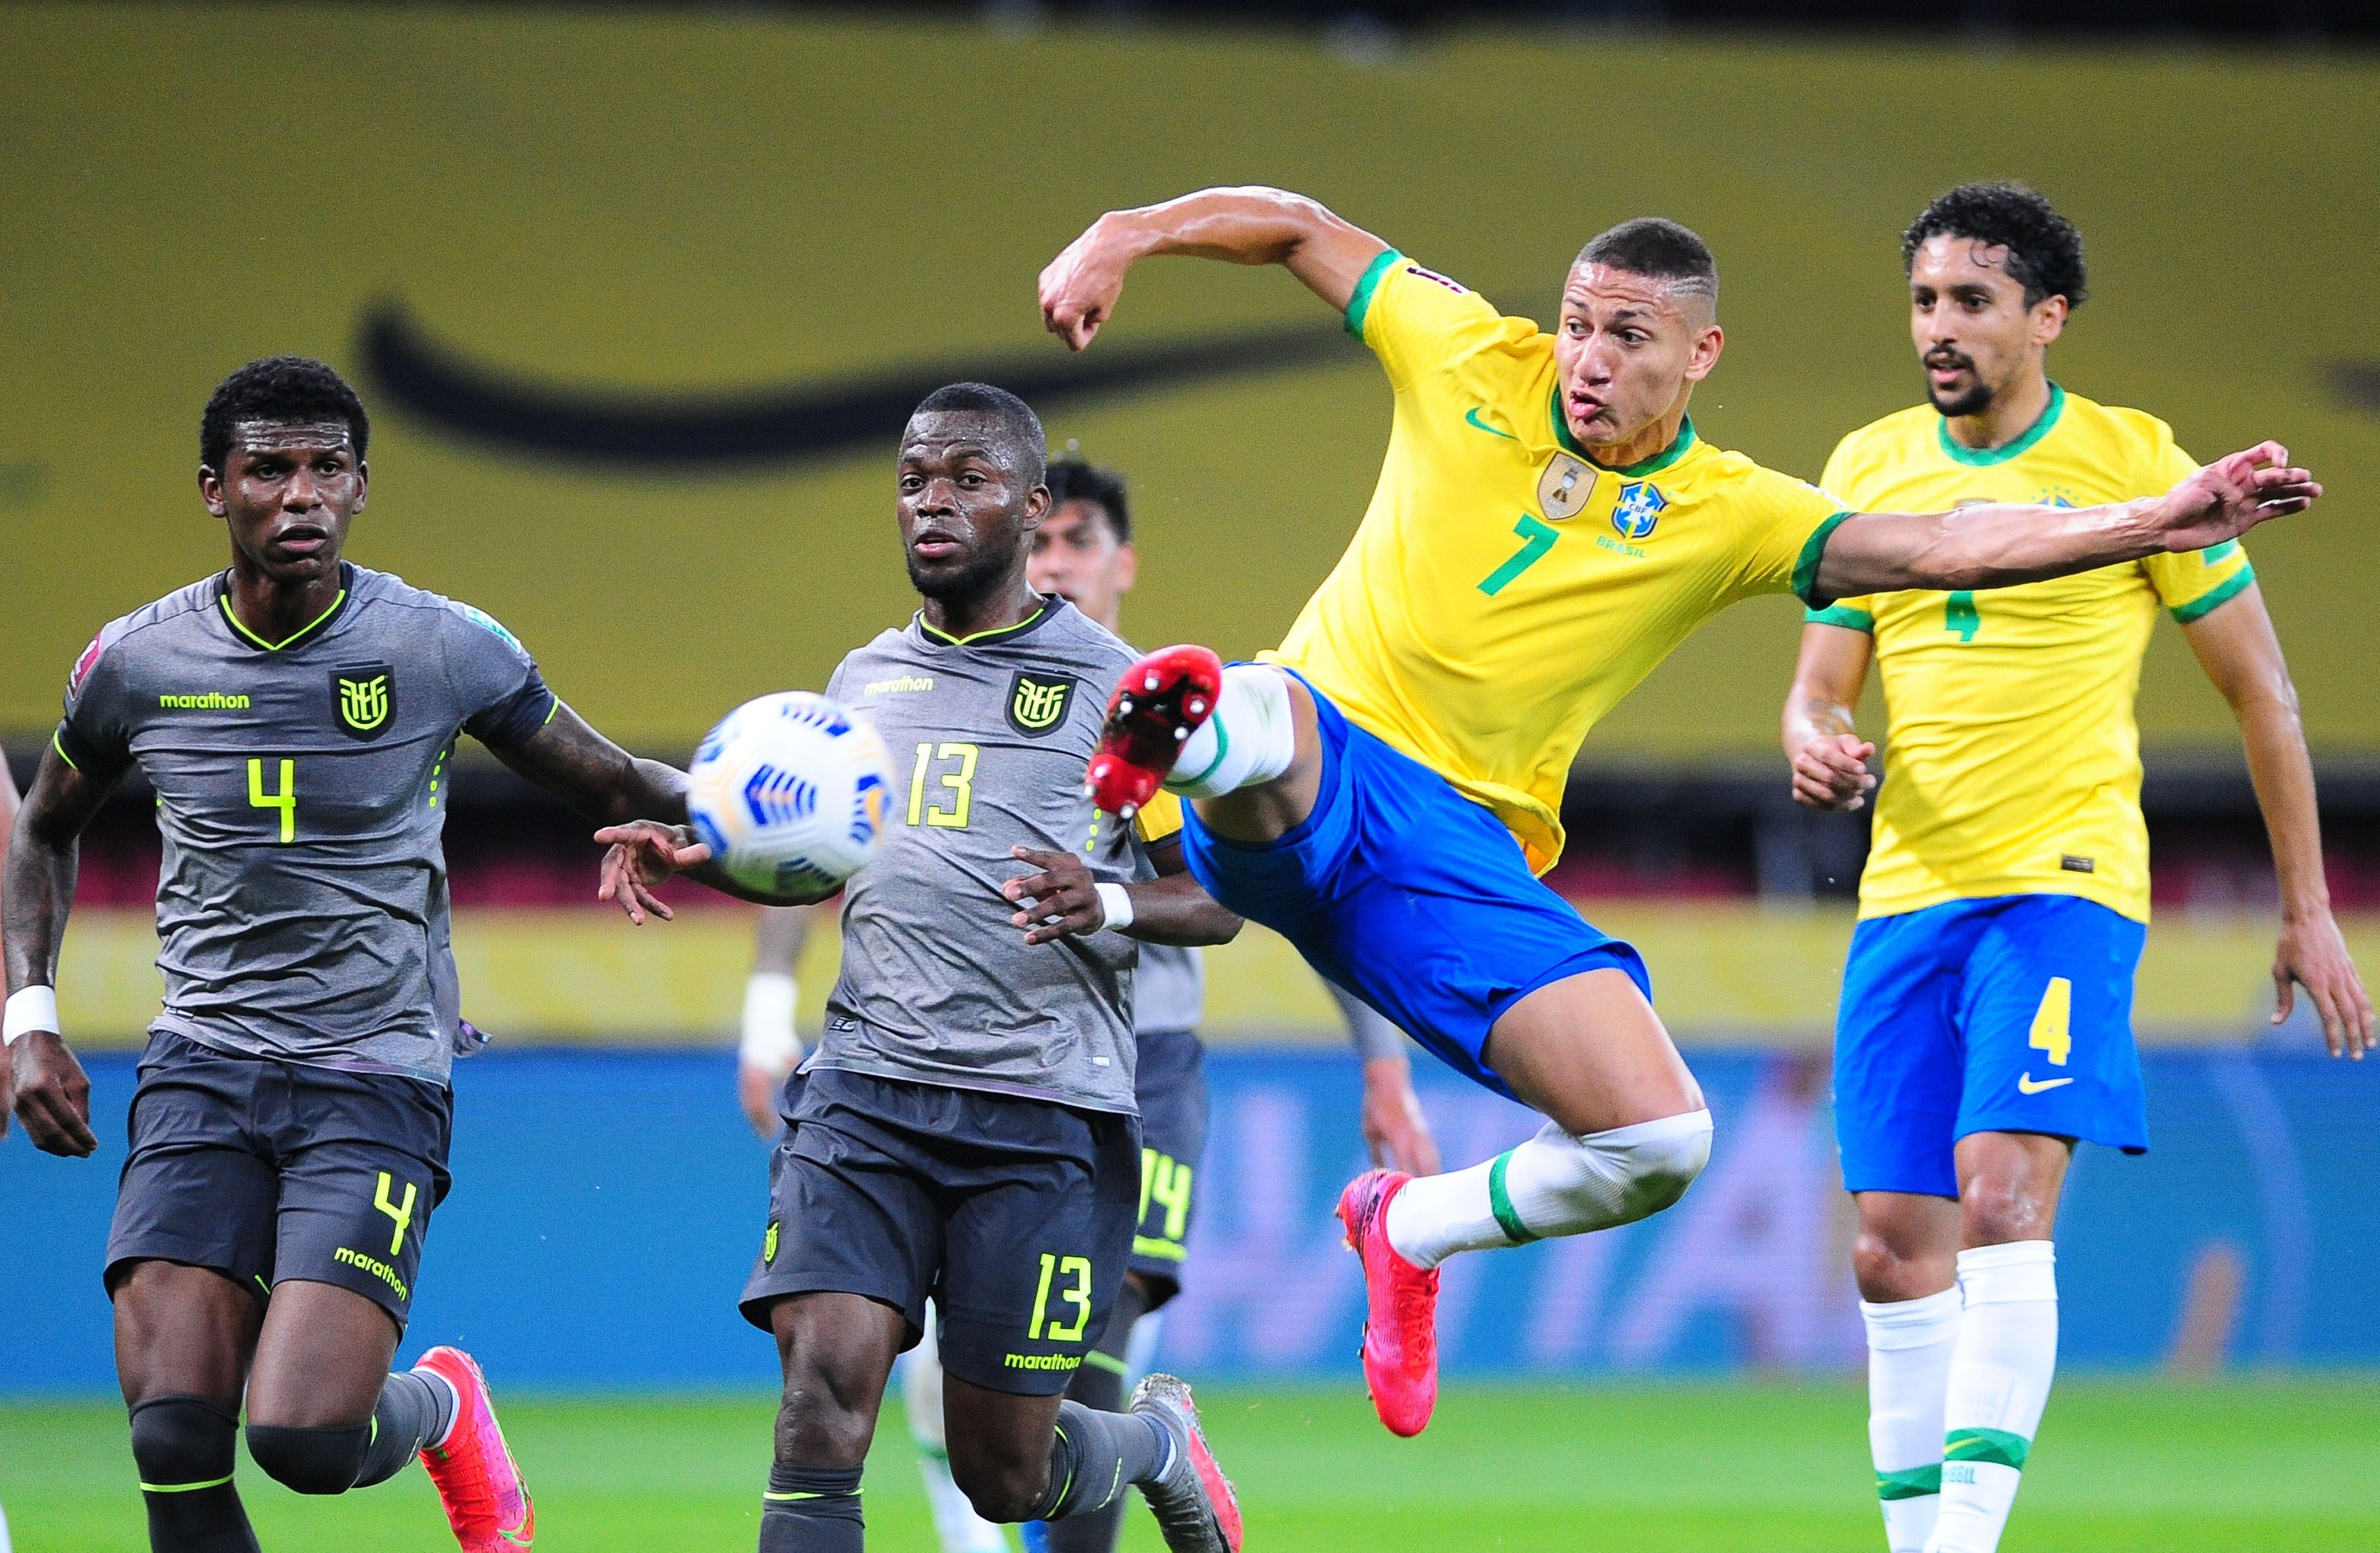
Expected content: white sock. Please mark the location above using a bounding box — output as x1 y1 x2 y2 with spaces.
1166 663 1297 799
1926 1242 2057 1553
1383 1111 1712 1269
1863 1287 1962 1553
902 1310 1011 1553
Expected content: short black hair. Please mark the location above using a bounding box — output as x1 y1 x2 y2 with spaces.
1903 183 2087 310
1045 454 1131 543
909 382 1047 488
200 357 369 472
1574 218 1719 308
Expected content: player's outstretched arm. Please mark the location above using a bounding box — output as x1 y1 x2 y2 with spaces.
2182 582 2375 1058
1040 186 1390 350
1003 841 1242 947
1810 442 2322 603
1 744 116 1156
1781 623 1878 812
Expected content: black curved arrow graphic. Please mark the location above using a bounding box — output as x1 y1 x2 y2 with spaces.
359 302 1360 470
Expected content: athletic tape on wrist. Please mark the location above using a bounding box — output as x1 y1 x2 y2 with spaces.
1094 882 1134 931
3 986 60 1046
738 972 801 1075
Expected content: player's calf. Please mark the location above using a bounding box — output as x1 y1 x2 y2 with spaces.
129 1394 259 1553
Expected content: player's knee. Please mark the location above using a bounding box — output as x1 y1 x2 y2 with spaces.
948 1448 1048 1524
1852 1230 1941 1303
245 1421 369 1496
773 1387 874 1469
1594 1108 1712 1223
128 1395 239 1493
1960 1175 2055 1247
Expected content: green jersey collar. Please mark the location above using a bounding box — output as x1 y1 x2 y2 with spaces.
215 565 354 652
1549 390 1698 477
1936 382 2066 467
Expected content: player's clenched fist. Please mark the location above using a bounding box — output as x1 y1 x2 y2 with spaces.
10 1030 97 1157
1039 217 1133 352
1790 733 1878 812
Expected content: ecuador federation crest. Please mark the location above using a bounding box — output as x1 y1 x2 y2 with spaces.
1537 453 1598 522
1006 672 1076 737
330 665 396 741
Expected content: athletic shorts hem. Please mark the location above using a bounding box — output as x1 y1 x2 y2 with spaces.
736 1280 916 1338
103 1246 272 1306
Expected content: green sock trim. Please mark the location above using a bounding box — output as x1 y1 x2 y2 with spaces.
1876 1464 1942 1500
1083 1350 1130 1376
1486 1150 1539 1245
1945 1427 2030 1470
1168 714 1230 792
141 1474 235 1494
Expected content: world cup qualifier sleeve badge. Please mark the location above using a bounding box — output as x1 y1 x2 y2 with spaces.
330 664 397 740
1005 671 1076 737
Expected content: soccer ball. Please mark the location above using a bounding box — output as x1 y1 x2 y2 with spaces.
686 692 894 897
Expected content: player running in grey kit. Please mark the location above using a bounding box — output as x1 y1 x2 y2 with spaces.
0 358 760 1553
608 384 1247 1553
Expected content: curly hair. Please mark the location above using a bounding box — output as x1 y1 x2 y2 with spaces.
200 357 370 471
1902 183 2087 311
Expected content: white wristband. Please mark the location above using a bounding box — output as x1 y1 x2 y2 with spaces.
1094 883 1135 932
3 987 60 1046
738 972 801 1077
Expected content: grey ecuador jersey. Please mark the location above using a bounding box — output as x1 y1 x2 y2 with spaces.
1134 944 1205 1037
816 598 1176 1116
54 564 555 1084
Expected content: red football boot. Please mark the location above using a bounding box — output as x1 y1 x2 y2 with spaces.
1337 1169 1440 1438
416 1346 535 1552
1085 645 1223 819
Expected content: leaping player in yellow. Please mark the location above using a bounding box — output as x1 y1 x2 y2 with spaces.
1034 185 2324 1439
1780 183 2370 1553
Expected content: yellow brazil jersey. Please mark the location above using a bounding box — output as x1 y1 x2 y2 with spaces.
1265 250 1848 874
1814 384 2256 923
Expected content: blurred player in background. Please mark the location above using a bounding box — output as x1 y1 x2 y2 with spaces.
1782 183 2373 1553
0 358 772 1553
0 753 14 1553
727 450 1445 1553
618 384 1246 1553
1038 184 2324 1439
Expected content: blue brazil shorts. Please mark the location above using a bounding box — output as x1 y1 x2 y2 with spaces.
1178 669 1648 1101
1833 892 2149 1199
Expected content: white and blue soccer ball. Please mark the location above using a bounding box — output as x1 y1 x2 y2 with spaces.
686 692 893 897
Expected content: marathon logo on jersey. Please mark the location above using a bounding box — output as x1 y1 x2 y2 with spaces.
330 665 397 741
1006 672 1076 737
1612 481 1668 541
763 1220 780 1265
1538 454 1598 522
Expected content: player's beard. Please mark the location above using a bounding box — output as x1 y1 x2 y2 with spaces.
907 529 1024 606
1926 353 1994 419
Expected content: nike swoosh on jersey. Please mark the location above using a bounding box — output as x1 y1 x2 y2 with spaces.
2017 1072 2075 1095
1464 406 1519 440
360 303 1355 469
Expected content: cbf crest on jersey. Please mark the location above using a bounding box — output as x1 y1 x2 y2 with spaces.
331 665 396 741
1538 453 1598 522
1006 671 1076 737
1612 481 1667 541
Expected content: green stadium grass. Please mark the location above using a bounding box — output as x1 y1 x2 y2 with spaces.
5 1378 2372 1551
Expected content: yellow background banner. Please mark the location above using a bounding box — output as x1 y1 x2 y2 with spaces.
3 6 2375 761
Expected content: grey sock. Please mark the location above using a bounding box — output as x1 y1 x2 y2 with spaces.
1035 1401 1170 1522
757 1462 863 1552
353 1370 448 1488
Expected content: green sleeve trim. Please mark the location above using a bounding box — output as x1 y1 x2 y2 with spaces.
1083 1350 1130 1376
51 729 81 771
1790 511 1857 606
1945 1427 2031 1471
2169 562 2255 624
1486 1150 1540 1245
1876 1464 1943 1501
1130 1235 1190 1263
1805 604 1874 632
542 694 560 726
2199 538 2240 563
1343 248 1402 341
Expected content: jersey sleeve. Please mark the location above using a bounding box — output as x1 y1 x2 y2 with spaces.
2133 424 2256 623
1733 468 1855 606
52 625 135 778
440 602 555 749
1132 788 1186 846
1805 595 1876 632
1344 250 1532 395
